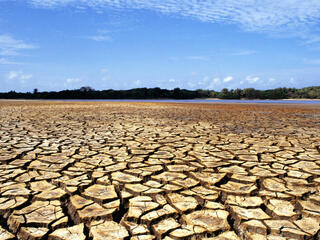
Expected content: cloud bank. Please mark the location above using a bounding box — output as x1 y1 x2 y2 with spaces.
0 34 37 64
0 34 36 56
6 71 33 83
28 0 320 33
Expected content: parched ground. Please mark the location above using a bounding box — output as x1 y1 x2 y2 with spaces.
0 101 320 240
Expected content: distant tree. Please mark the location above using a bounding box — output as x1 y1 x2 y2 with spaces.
0 86 319 100
173 88 181 99
234 88 242 99
243 88 257 99
152 87 162 98
221 88 228 94
220 88 229 99
196 89 212 98
79 86 94 92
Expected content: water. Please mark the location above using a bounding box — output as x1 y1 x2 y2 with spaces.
58 99 320 104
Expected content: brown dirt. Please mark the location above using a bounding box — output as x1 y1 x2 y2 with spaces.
0 100 320 239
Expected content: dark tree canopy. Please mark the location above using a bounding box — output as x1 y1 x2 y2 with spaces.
0 86 319 100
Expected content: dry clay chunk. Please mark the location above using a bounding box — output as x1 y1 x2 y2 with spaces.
182 210 230 232
90 220 129 240
48 224 86 240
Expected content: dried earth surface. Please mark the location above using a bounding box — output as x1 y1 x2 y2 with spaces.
0 100 320 240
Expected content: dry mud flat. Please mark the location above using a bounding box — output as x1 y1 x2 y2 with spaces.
0 101 320 240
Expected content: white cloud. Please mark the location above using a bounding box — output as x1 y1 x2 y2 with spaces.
8 71 19 80
86 35 112 42
66 78 82 83
1 49 19 56
223 76 233 83
203 76 209 82
187 81 196 88
0 58 20 65
0 34 36 56
246 76 260 83
134 79 141 86
208 77 221 89
198 76 209 85
6 71 33 83
289 77 296 84
229 50 257 56
186 56 209 61
28 0 320 34
268 78 276 83
20 74 33 80
64 78 83 88
303 35 320 45
172 51 257 61
213 78 221 84
168 78 176 83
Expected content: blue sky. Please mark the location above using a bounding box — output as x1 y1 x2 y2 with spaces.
0 0 320 92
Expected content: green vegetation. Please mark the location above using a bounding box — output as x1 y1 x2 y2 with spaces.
212 86 320 99
1 86 319 100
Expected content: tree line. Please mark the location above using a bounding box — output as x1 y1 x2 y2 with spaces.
0 86 319 100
